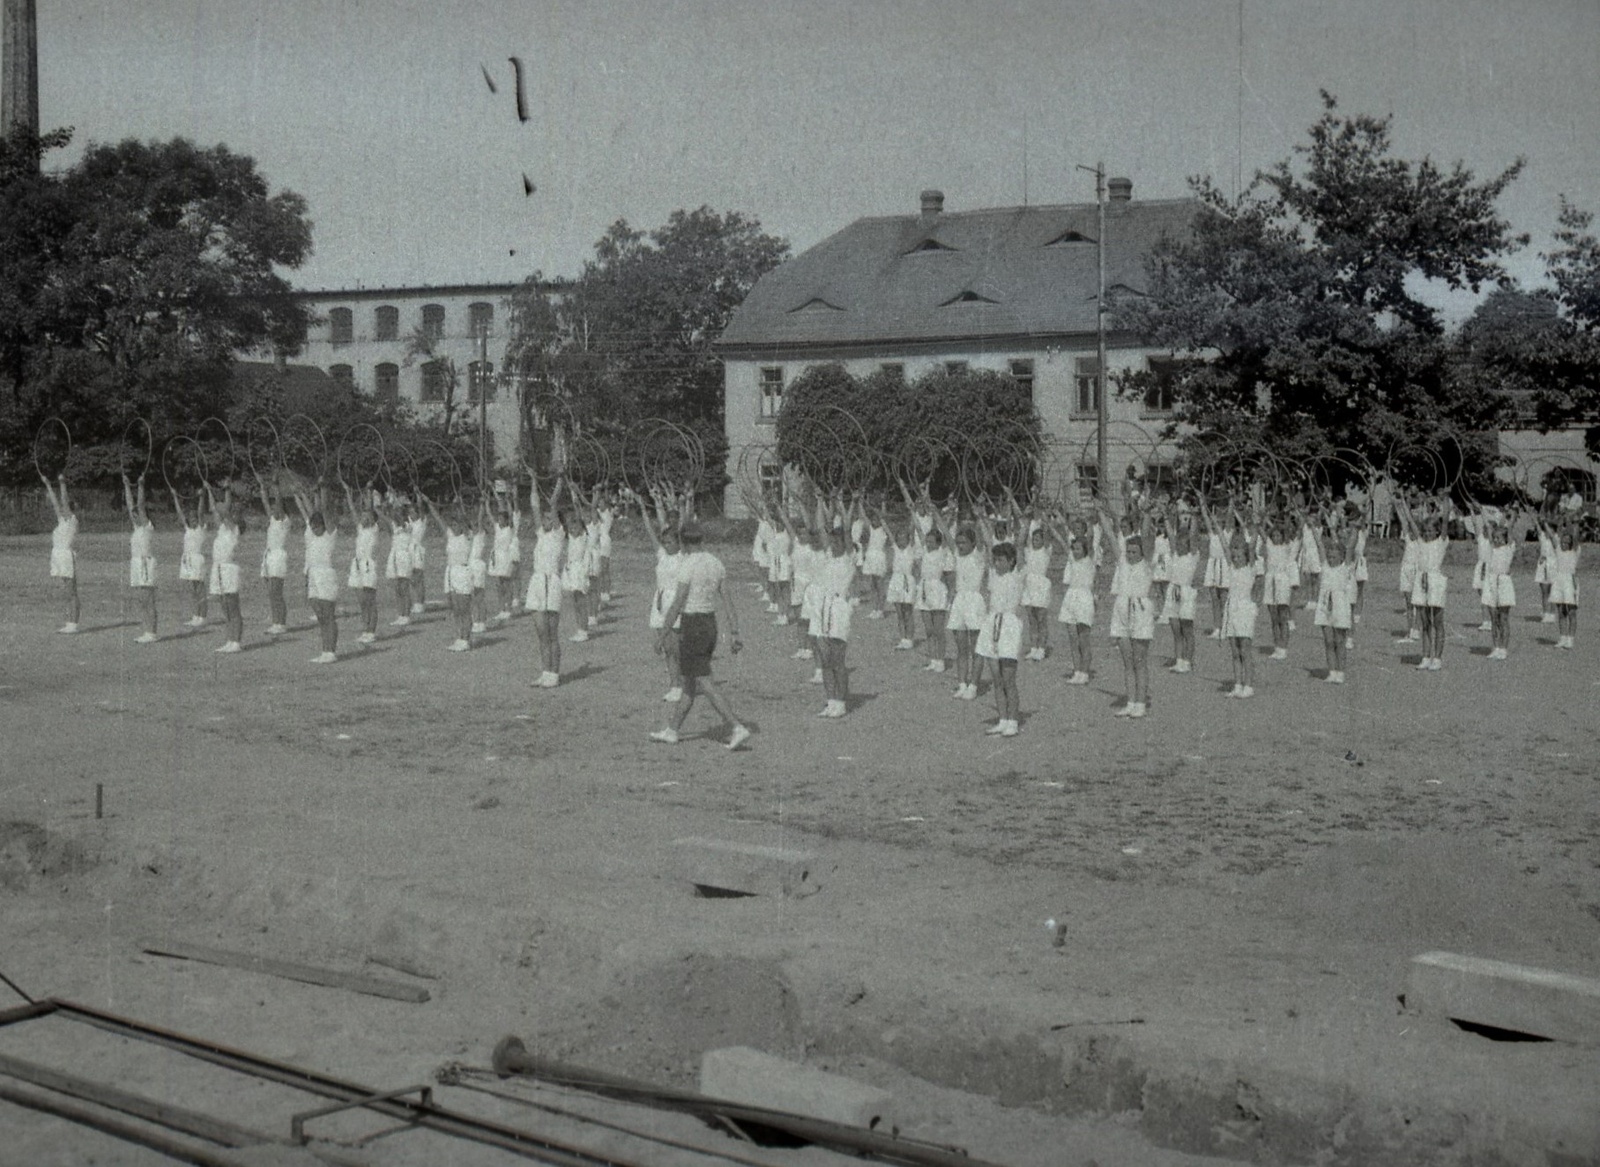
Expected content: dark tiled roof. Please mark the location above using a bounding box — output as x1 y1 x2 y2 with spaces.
717 198 1195 351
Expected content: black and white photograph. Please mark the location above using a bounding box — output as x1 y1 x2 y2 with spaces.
2 1 1598 1163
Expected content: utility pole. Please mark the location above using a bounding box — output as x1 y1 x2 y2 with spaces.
1077 161 1108 502
477 322 490 492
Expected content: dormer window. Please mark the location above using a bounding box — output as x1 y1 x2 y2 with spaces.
906 237 957 254
1045 229 1095 246
940 289 999 306
790 296 844 312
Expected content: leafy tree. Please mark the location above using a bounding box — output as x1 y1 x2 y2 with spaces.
1463 201 1600 457
504 208 787 500
0 130 313 487
1113 93 1526 490
775 363 1041 502
402 324 462 440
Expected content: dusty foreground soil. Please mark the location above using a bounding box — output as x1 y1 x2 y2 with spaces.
2 530 1598 1166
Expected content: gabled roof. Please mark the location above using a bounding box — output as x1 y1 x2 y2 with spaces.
717 197 1194 351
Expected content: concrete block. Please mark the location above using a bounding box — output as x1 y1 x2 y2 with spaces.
1407 950 1600 1044
671 837 819 897
700 1046 894 1129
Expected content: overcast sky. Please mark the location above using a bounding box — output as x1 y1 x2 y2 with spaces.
30 0 1600 301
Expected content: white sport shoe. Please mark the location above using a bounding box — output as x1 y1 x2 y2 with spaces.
649 727 679 744
1067 671 1089 685
496 611 512 622
312 651 337 664
569 630 589 643
959 684 977 700
866 609 884 620
726 724 752 750
1428 657 1443 670
587 616 598 629
540 671 560 688
1207 628 1222 639
999 719 1019 737
135 632 157 644
985 720 1007 735
186 615 206 628
1114 702 1133 717
810 668 824 684
775 615 789 626
1416 657 1432 670
411 604 426 616
58 623 79 634
390 616 411 627
1344 635 1354 650
1127 702 1147 718
1478 620 1493 632
449 639 470 652
1287 620 1296 632
1541 612 1557 624
215 641 241 654
358 631 377 644
896 638 914 651
1238 685 1255 698
1325 670 1344 683
662 686 683 703
1271 647 1288 660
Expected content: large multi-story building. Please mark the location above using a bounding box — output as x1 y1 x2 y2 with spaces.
287 282 549 459
715 185 1196 514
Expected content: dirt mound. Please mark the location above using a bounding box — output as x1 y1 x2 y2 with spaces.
1251 833 1600 972
0 820 99 892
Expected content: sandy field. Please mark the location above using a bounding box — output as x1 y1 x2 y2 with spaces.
1 523 1598 1166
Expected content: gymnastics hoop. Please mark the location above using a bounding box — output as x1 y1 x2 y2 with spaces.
282 414 330 482
336 423 386 490
245 416 284 482
160 435 207 495
119 418 153 481
32 418 72 481
193 417 239 484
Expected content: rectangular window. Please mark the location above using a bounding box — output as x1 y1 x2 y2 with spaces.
758 366 784 420
329 307 353 346
1144 356 1177 414
329 363 354 386
1074 357 1101 415
374 306 399 342
880 362 905 380
944 360 969 375
421 304 445 341
420 360 446 403
1075 461 1100 505
375 363 399 405
469 302 494 338
467 360 496 403
1009 358 1035 396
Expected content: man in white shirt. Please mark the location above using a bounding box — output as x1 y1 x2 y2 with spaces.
652 523 752 750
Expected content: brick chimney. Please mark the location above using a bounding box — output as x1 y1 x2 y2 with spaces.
1108 177 1133 202
2 0 40 139
920 189 945 217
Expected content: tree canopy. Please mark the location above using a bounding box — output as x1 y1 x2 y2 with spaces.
503 207 788 494
0 129 313 486
1113 93 1527 489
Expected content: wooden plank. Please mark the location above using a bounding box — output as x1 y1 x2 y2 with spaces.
670 837 819 898
1407 950 1600 1044
701 1046 895 1130
141 940 430 1004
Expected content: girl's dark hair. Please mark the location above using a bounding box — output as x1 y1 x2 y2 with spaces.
992 541 1017 565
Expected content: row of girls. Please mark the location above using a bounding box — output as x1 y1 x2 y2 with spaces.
39 470 619 678
738 484 1583 729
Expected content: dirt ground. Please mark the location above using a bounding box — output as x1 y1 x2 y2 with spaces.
2 525 1598 1166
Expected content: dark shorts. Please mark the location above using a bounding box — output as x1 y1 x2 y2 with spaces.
679 612 717 678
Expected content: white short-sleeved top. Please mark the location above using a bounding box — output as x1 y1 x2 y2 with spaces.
265 515 289 553
531 529 563 574
182 525 206 557
469 529 488 564
445 530 471 568
952 549 986 596
1062 553 1095 591
678 551 726 614
130 520 154 559
212 522 239 565
1022 543 1052 578
304 528 336 573
820 553 855 597
52 514 78 552
921 544 954 579
987 569 1023 616
354 522 379 560
654 548 682 593
1115 558 1153 600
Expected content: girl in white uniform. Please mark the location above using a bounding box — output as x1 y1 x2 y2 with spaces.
562 505 593 643
886 524 919 651
426 496 475 652
1262 516 1299 660
751 512 772 602
860 504 890 618
595 493 616 606
408 509 430 616
975 541 1024 735
489 507 517 621
1054 519 1096 685
1160 518 1199 674
172 485 209 628
1297 513 1323 614
1203 524 1227 638
1542 512 1581 649
916 528 954 674
945 523 988 701
815 527 858 717
1399 496 1448 670
1397 509 1422 641
1020 526 1054 661
344 486 381 644
254 471 290 636
209 488 245 653
123 474 158 643
1204 503 1259 698
468 509 491 634
524 479 567 686
1534 519 1557 624
382 502 414 626
301 509 340 664
765 504 793 620
1102 507 1155 717
637 491 684 700
1314 522 1358 682
1480 517 1517 660
42 472 80 633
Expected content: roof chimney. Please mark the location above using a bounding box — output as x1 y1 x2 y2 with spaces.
1107 177 1133 202
920 189 945 217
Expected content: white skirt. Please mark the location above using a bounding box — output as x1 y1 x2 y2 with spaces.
886 572 915 605
1057 587 1095 627
385 545 412 580
768 553 792 584
800 582 823 631
49 548 76 579
1020 573 1052 609
410 544 427 571
489 549 515 578
820 593 853 641
1313 585 1353 630
862 549 888 577
444 564 474 596
179 551 206 582
648 586 682 630
525 571 562 613
561 560 588 593
1158 582 1197 624
1221 594 1258 640
261 548 289 579
1202 555 1226 588
975 610 1023 660
348 557 378 590
210 562 241 596
1549 574 1579 607
307 566 339 603
1263 571 1296 607
1481 574 1516 609
915 577 949 613
470 560 489 590
1411 570 1447 609
946 590 987 632
1109 595 1155 641
129 557 156 588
